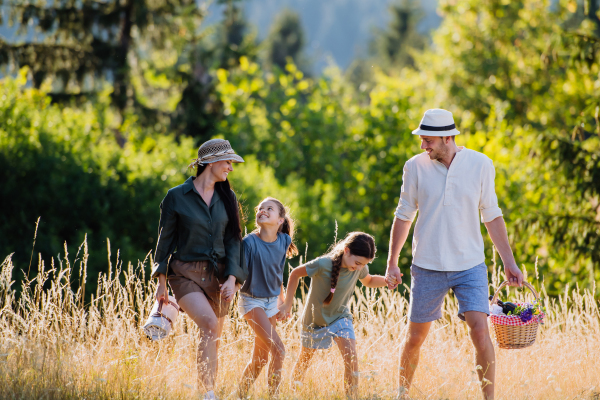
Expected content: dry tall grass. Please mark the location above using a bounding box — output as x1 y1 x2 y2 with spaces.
0 241 599 400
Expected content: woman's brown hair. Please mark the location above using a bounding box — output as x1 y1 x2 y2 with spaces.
323 232 376 305
196 164 244 241
255 197 299 258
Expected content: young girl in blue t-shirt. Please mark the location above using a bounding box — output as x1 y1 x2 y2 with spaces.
279 232 388 398
237 197 298 397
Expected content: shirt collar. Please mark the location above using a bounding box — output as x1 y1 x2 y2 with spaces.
182 176 196 194
183 176 221 205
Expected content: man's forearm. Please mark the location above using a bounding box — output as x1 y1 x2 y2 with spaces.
484 216 517 266
387 217 412 266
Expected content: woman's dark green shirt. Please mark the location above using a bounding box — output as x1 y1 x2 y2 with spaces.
151 177 246 283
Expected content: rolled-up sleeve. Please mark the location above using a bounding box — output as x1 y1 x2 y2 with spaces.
152 191 178 278
479 159 503 223
394 160 419 222
223 192 247 284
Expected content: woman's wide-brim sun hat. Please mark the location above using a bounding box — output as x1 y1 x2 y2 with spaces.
188 139 245 169
412 109 460 137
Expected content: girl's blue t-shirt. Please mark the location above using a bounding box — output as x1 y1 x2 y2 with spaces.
240 232 291 298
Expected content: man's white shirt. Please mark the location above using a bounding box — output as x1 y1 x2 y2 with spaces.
394 147 503 271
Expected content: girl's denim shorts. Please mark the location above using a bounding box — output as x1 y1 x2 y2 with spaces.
301 317 356 349
238 293 279 318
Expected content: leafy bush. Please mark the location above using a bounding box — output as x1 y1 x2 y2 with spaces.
0 69 195 285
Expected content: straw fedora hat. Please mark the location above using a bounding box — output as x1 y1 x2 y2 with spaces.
412 109 460 137
188 139 245 169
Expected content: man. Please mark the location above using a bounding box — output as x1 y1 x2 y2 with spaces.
385 109 524 400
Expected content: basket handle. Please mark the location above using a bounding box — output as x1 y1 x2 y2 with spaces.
156 298 180 313
490 280 539 306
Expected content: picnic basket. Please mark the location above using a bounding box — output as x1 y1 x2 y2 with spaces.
489 280 543 349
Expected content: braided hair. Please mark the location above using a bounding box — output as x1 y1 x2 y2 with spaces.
323 232 376 305
254 197 299 258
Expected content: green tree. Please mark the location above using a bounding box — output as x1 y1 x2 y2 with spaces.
346 0 425 90
0 0 204 113
166 0 259 140
263 9 307 72
0 69 195 289
370 0 426 69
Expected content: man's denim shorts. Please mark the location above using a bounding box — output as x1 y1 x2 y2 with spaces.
408 262 490 323
238 293 279 318
301 317 356 349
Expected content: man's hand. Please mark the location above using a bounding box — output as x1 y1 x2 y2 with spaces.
504 262 524 287
386 218 411 290
485 217 523 287
385 264 403 290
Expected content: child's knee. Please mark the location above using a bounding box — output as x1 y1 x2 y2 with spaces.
272 342 286 360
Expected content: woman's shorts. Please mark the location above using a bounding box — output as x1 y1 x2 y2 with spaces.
301 318 356 350
238 294 279 318
168 259 231 318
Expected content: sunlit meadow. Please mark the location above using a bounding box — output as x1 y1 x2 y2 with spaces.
0 239 598 399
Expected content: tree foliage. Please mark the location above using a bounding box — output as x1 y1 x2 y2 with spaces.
0 0 204 112
371 0 426 69
263 9 307 72
0 69 195 285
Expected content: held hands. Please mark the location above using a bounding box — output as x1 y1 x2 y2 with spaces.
385 264 403 290
274 297 287 321
277 300 292 321
220 275 240 302
504 262 524 287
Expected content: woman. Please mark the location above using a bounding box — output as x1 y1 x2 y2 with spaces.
152 139 247 400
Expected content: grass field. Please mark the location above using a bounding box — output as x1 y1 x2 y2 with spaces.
0 242 599 399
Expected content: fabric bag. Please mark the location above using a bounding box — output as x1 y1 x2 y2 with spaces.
143 295 180 341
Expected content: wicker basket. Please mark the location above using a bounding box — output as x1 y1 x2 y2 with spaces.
489 281 542 349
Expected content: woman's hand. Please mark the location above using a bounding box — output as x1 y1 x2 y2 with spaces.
155 274 169 304
220 275 239 302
